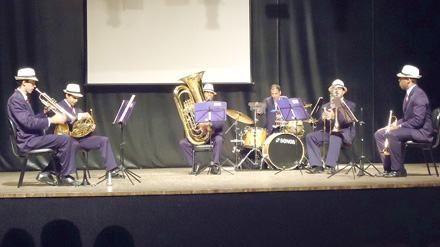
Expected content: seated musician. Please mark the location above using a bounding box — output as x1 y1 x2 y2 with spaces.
179 84 225 175
260 84 288 136
7 68 79 186
306 79 356 174
57 83 123 178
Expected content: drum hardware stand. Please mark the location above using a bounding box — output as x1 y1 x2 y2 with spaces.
237 103 264 169
327 108 375 179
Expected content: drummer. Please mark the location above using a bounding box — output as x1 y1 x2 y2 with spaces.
258 84 288 136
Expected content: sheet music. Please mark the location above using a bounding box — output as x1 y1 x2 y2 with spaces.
120 95 136 123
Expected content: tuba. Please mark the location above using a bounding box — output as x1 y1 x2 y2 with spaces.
54 109 96 138
173 71 213 145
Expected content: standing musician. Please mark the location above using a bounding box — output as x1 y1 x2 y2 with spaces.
57 83 123 178
7 68 79 186
374 65 433 178
179 84 225 175
306 79 356 174
260 84 288 136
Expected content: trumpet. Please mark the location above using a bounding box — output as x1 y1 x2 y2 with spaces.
380 110 397 156
35 88 76 121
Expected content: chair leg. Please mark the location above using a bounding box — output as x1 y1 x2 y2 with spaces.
18 157 28 188
422 150 431 176
192 149 196 175
81 151 91 178
428 149 439 177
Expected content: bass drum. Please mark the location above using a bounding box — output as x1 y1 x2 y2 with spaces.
262 133 304 170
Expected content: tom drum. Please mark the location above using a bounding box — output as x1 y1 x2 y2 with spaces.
243 127 267 148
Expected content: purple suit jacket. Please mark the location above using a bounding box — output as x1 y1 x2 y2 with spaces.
7 89 50 151
58 99 84 129
319 99 356 145
263 95 288 133
397 85 433 142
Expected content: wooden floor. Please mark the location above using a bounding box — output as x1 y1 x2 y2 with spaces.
0 163 439 199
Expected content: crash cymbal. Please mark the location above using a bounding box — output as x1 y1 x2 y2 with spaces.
226 109 254 124
304 103 312 108
248 102 266 107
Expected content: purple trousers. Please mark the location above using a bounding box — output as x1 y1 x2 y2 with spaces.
180 134 225 165
306 130 343 168
374 128 412 171
76 136 118 171
23 134 78 176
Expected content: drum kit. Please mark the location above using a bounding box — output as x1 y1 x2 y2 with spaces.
225 102 318 171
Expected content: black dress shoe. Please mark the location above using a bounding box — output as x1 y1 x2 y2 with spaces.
375 171 390 177
36 172 58 186
210 163 221 175
307 166 324 174
59 175 80 186
385 169 407 178
327 167 336 175
110 169 124 179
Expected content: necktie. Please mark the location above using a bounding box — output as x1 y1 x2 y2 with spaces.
26 99 30 104
406 94 409 102
70 106 75 114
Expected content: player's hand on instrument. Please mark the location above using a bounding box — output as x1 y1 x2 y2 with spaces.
49 112 67 125
82 112 92 120
90 124 96 132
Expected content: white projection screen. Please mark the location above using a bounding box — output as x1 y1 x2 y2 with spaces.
86 0 251 84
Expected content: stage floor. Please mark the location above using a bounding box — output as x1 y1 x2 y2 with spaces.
0 163 439 199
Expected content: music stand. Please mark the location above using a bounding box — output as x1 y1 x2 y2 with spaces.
95 95 140 186
194 101 232 174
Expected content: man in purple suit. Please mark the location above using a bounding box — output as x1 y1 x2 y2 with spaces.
179 83 225 175
375 65 433 177
57 83 122 178
306 79 356 174
7 68 79 186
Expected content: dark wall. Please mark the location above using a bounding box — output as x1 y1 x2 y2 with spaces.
1 0 439 170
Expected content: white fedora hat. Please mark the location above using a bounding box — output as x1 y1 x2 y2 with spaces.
397 65 422 79
203 83 217 95
63 83 83 97
15 68 39 81
329 79 347 92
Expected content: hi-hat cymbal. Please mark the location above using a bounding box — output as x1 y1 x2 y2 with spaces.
226 109 254 124
248 102 266 107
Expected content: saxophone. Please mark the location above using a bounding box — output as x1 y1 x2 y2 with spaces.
173 71 213 145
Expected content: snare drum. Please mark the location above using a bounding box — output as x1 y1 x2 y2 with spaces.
286 120 304 136
243 127 267 148
262 133 304 170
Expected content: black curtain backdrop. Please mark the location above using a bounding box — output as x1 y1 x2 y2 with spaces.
1 0 439 171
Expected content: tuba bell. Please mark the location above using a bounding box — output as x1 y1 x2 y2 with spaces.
173 71 213 145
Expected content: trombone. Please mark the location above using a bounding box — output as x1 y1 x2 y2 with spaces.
380 110 397 156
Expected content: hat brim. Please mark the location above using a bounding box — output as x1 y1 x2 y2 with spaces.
15 76 39 81
203 90 217 95
63 90 83 97
329 85 348 93
397 73 422 79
